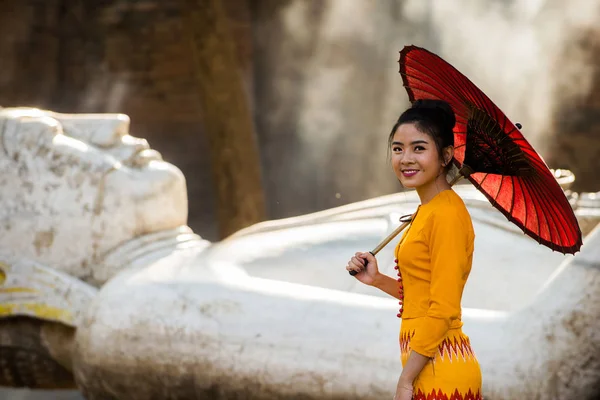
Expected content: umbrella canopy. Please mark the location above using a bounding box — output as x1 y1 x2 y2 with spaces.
399 45 582 254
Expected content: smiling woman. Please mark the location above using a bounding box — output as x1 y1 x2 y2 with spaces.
346 100 482 400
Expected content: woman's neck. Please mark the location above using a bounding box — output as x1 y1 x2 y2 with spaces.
416 173 451 205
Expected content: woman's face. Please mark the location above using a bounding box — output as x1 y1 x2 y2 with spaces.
390 123 445 189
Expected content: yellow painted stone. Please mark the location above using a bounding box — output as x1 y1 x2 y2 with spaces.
0 262 7 285
0 303 73 323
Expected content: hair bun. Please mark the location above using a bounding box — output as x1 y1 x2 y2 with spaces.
411 99 456 131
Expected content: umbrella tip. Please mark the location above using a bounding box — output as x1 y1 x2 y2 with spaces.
516 123 522 129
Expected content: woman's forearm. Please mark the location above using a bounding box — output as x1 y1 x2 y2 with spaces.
398 351 429 388
371 273 400 299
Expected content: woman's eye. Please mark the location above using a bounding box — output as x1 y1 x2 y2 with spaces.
392 147 402 152
414 146 425 151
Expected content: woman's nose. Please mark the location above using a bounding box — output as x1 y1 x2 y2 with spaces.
400 154 415 164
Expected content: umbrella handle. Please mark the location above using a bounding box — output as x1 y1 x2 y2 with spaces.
348 219 412 276
348 171 465 276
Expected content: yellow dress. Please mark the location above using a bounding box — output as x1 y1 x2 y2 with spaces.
395 189 482 400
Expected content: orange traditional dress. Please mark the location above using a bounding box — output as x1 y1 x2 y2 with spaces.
394 189 482 400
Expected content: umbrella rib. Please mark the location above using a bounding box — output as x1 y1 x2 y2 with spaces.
515 177 546 246
537 179 567 249
471 174 570 252
471 84 500 120
454 80 525 161
516 176 531 236
484 113 498 143
507 126 526 140
469 175 529 240
409 52 464 92
528 176 558 245
514 150 549 176
483 173 502 205
525 157 546 171
401 55 457 93
478 173 493 205
402 56 470 106
443 58 498 120
455 114 469 124
539 171 574 214
522 176 557 247
431 67 474 107
495 174 506 205
509 175 519 220
413 53 481 108
528 174 581 251
531 173 578 244
505 126 519 136
524 152 551 170
401 82 465 111
528 168 574 227
521 176 556 248
400 71 466 106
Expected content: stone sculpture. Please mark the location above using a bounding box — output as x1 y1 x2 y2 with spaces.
0 107 599 399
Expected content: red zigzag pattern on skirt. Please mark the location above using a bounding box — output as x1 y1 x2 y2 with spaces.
437 336 475 361
413 388 482 400
400 330 476 362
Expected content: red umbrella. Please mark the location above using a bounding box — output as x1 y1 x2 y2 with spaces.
397 45 582 254
350 45 581 275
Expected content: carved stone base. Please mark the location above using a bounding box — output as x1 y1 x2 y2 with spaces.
0 317 75 389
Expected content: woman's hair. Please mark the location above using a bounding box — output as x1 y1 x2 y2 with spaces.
388 99 456 168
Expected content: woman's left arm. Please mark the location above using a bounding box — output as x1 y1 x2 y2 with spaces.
394 351 429 399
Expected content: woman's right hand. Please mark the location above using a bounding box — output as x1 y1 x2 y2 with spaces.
346 252 380 286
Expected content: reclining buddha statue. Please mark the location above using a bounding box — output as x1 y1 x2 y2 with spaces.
0 107 599 400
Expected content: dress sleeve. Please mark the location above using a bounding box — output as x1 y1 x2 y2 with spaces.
409 209 472 358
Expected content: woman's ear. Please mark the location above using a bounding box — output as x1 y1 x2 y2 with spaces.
442 146 454 166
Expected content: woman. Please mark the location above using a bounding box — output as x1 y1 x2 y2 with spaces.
346 100 482 400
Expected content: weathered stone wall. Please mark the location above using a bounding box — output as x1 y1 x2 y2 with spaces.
546 26 600 192
1 0 599 242
0 0 250 240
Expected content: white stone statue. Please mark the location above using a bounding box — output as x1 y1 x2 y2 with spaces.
0 107 599 400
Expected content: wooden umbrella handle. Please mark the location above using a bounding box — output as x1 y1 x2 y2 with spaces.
348 171 465 276
348 218 411 276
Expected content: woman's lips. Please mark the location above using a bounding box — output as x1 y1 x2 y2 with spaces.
401 169 419 177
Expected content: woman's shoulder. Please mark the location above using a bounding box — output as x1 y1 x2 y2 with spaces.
420 192 474 255
427 190 473 227
430 189 469 212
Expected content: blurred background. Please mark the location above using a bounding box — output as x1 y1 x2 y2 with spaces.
1 0 599 244
1 0 599 398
